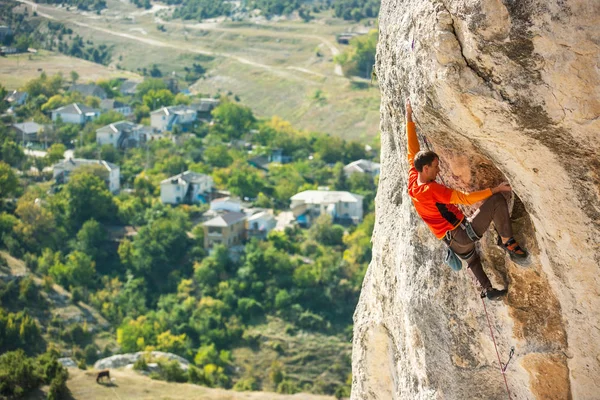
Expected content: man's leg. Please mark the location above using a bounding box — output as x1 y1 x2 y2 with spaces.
470 193 512 239
449 228 492 291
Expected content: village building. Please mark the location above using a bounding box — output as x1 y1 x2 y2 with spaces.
202 211 247 250
290 190 364 227
343 159 381 177
53 158 120 193
150 105 197 132
246 209 277 240
100 99 132 117
160 171 213 205
51 103 100 125
12 121 48 144
96 121 152 149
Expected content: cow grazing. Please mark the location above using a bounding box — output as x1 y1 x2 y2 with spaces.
96 369 110 383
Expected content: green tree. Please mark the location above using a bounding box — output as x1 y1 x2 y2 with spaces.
0 161 18 198
203 145 232 168
14 199 63 253
46 143 66 164
334 29 378 78
74 219 108 265
174 93 191 105
309 214 345 246
211 100 255 139
70 70 79 84
143 89 174 109
60 172 117 230
130 217 192 295
49 250 95 289
136 78 168 98
227 163 264 199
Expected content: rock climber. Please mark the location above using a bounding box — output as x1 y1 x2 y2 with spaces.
404 98 527 300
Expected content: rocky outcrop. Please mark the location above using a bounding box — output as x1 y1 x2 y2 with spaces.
352 1 600 399
58 358 78 368
93 351 190 371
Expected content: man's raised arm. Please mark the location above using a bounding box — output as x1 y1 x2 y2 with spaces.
406 99 420 167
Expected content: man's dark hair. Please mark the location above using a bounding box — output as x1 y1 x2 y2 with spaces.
414 151 439 172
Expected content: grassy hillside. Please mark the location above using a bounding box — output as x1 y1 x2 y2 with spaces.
25 367 340 400
14 0 380 140
0 50 142 91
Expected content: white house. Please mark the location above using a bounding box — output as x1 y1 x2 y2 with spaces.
290 190 363 226
246 209 277 240
150 105 197 132
96 121 151 149
53 158 120 193
51 103 100 125
160 171 213 205
343 159 380 177
100 99 132 117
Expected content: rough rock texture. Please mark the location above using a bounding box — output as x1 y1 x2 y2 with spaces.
58 357 78 368
352 1 600 399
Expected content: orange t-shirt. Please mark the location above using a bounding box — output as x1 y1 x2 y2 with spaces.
406 121 492 239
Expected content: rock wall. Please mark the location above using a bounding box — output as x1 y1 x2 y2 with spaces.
352 1 600 399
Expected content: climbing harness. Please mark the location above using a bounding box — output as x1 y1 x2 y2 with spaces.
480 293 513 399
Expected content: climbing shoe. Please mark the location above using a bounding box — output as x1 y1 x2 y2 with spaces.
498 236 529 260
485 288 508 301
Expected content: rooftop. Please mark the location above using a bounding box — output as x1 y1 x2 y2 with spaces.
96 120 138 135
290 190 363 204
161 170 211 185
12 121 43 135
203 211 247 227
52 103 99 115
344 159 381 173
53 158 119 171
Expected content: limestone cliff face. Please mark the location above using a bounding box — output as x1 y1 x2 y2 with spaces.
351 1 600 399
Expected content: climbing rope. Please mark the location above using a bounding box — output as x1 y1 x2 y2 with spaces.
480 294 512 399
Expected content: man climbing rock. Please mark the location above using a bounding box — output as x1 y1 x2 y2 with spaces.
404 99 527 300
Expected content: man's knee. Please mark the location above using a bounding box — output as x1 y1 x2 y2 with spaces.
490 192 507 205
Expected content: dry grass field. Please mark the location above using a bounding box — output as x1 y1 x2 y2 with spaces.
0 50 142 90
11 0 380 140
25 368 340 400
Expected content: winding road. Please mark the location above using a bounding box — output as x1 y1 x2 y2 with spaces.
19 0 344 81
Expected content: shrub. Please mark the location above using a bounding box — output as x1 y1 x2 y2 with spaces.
60 323 91 345
187 365 208 385
156 358 187 383
47 369 69 400
297 310 329 331
133 357 148 371
277 379 299 394
83 344 98 365
233 376 259 391
18 276 39 303
0 350 67 399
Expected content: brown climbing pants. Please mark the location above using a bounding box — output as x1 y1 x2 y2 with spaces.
448 193 513 290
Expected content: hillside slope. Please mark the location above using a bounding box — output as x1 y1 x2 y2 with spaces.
26 367 338 400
